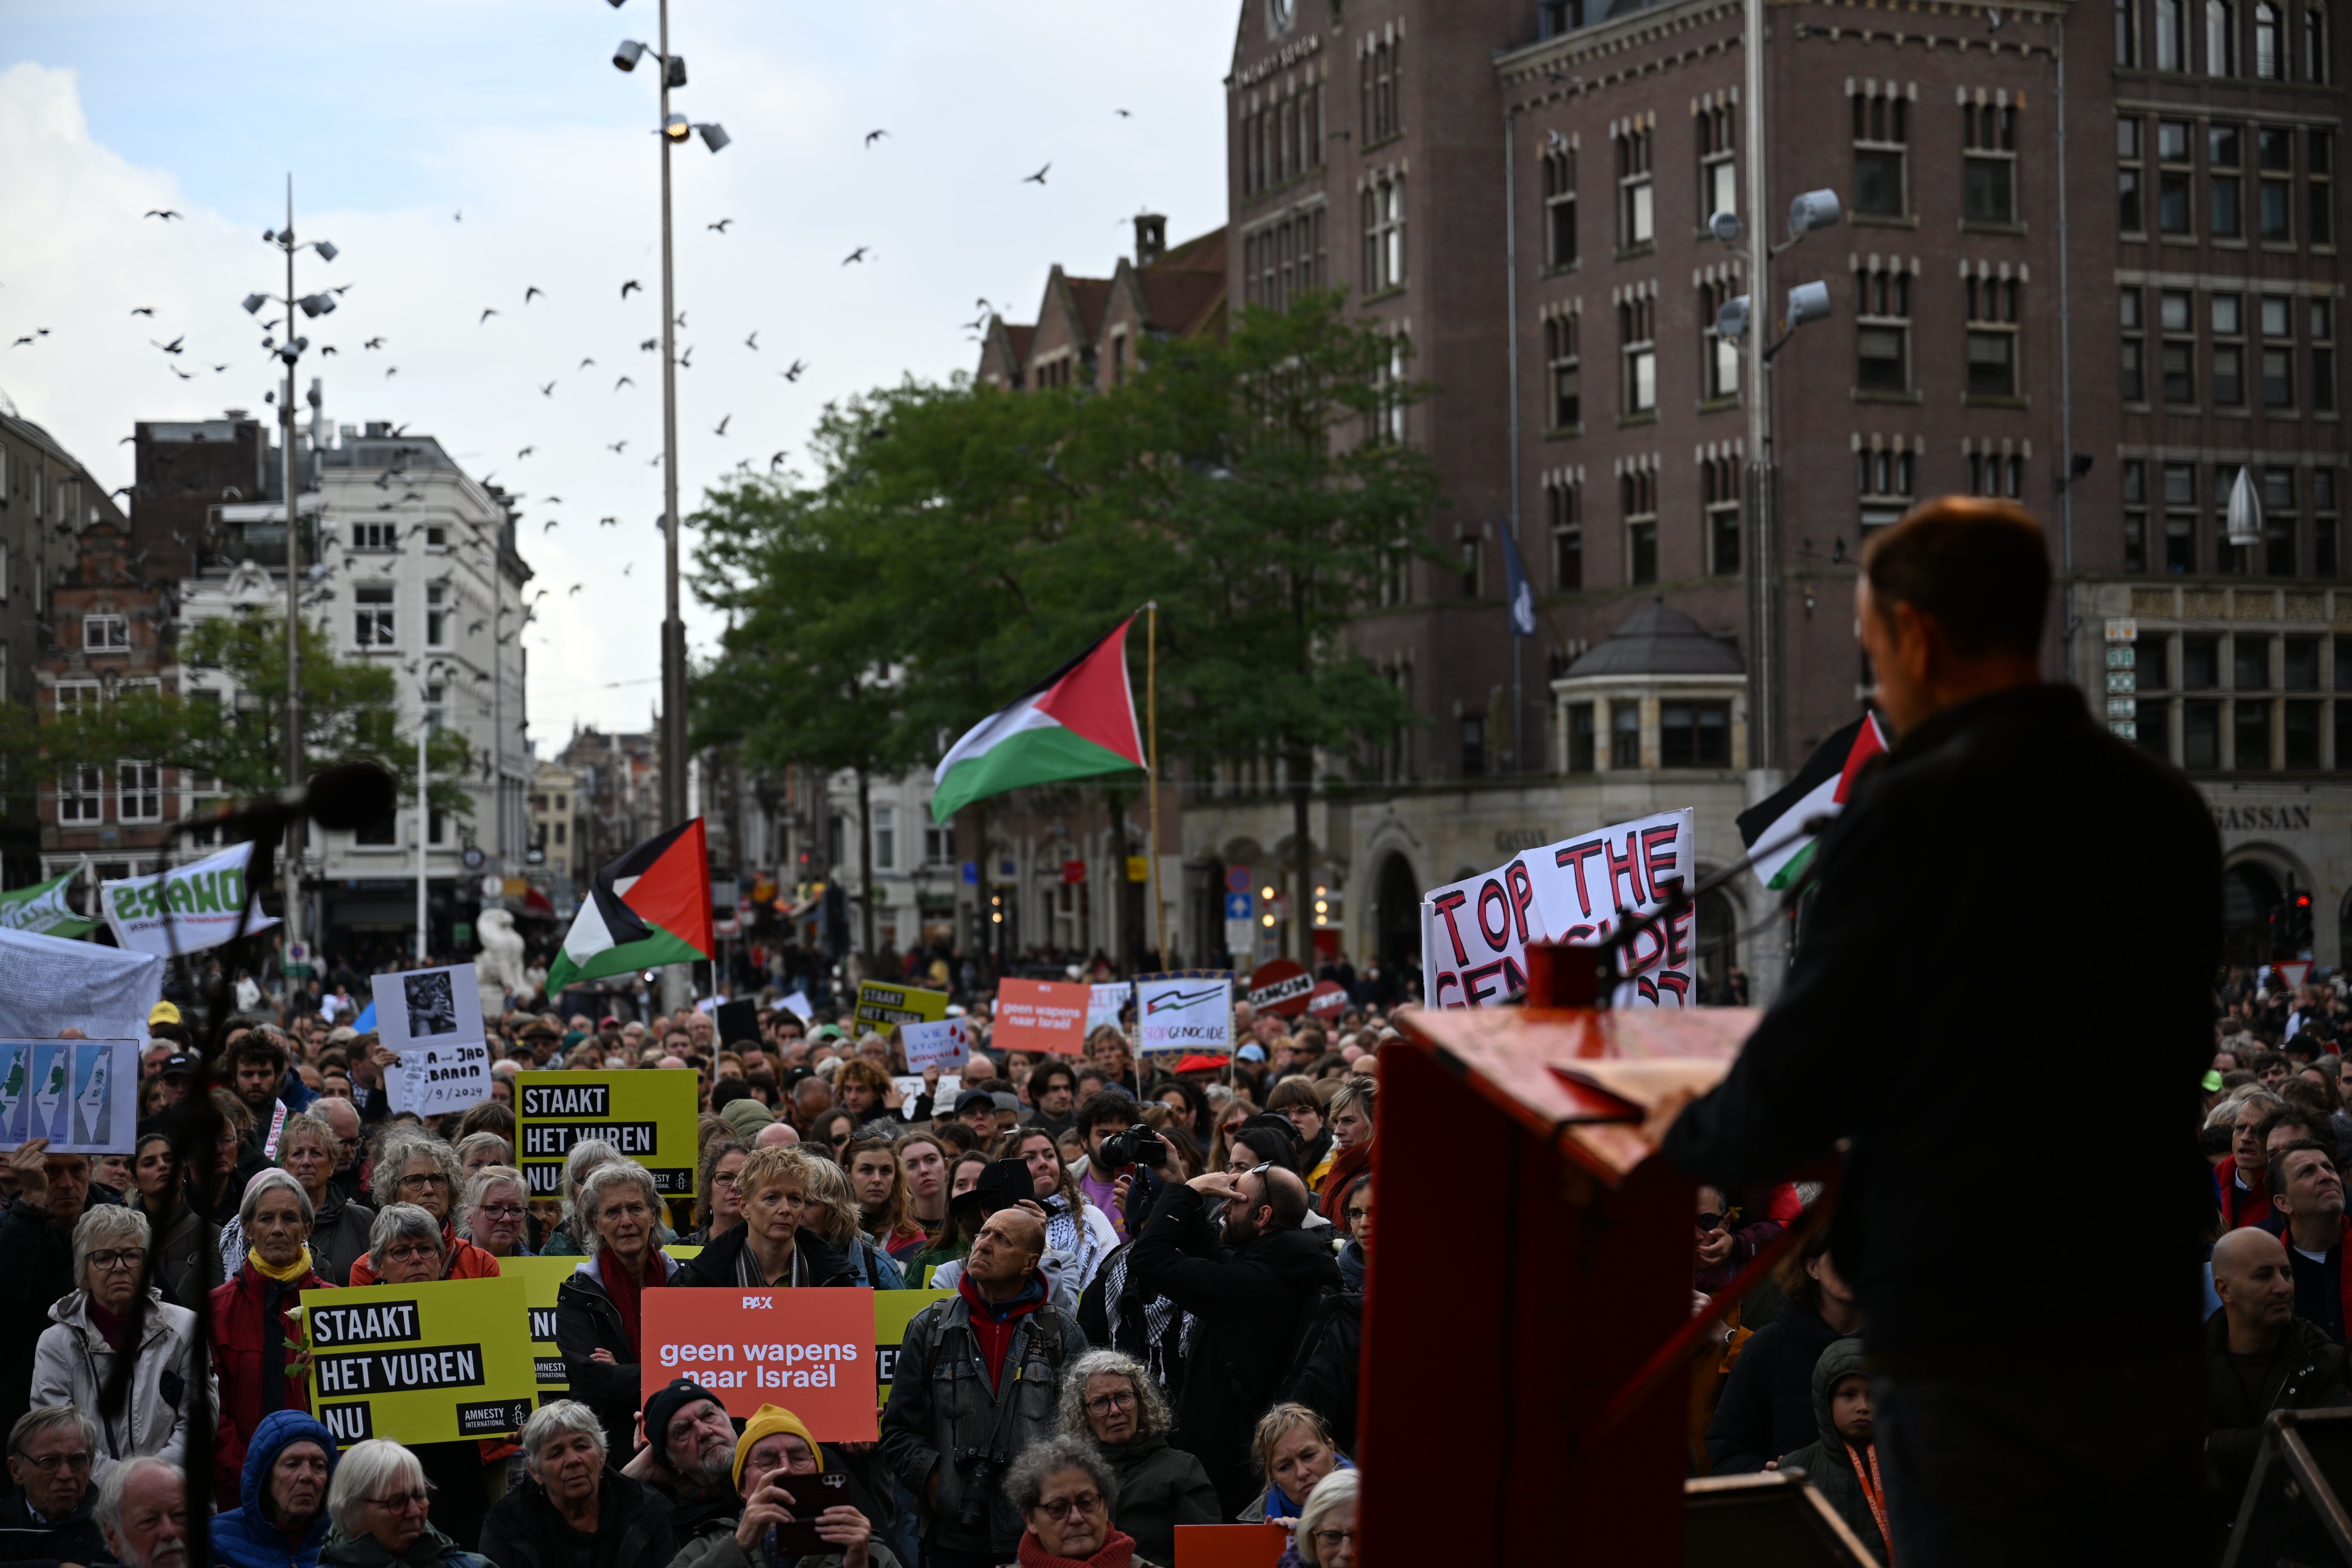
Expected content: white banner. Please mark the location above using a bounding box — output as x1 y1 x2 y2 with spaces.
1134 974 1232 1055
1086 982 1132 1036
1420 860 1548 1010
0 1039 140 1153
0 928 165 1043
374 963 495 1117
100 843 279 957
900 1016 970 1073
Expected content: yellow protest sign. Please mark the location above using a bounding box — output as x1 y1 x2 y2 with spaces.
301 1276 536 1446
875 1289 953 1405
500 1257 581 1403
516 1071 700 1200
853 982 949 1032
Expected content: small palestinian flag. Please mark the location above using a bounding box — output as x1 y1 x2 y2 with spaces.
930 619 1146 823
545 819 716 994
1736 713 1890 891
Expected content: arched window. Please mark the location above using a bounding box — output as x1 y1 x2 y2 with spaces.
2257 1 2284 71
2209 0 2239 72
2309 4 2330 80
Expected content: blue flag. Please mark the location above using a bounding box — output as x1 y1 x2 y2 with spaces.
1498 524 1536 638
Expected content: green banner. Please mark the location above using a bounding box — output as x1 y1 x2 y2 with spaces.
0 873 99 938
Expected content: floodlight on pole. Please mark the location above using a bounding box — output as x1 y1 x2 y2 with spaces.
696 123 729 153
1714 295 1752 341
242 293 268 315
1787 189 1844 239
663 113 691 142
297 293 336 318
1785 280 1833 326
2227 467 2264 547
663 55 687 88
614 38 648 71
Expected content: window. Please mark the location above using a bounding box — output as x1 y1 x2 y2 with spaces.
1659 701 1732 767
552 821 566 846
1698 102 1737 224
1457 536 1483 598
1857 262 1911 392
1703 456 1742 576
1246 210 1328 311
2286 697 2324 766
1460 714 1486 778
2261 128 2295 240
2265 467 2299 573
1965 271 2022 397
2125 459 2150 570
2263 293 2296 406
1619 292 1657 415
2286 633 2322 688
355 584 395 646
1962 99 2019 223
352 521 395 552
1616 125 1654 249
1371 333 1408 444
58 766 104 825
2159 119 2193 232
1363 36 1401 143
2212 124 2245 237
1967 447 2026 499
2120 0 2142 61
117 761 161 823
2120 117 2146 231
1567 701 1597 771
1362 175 1405 292
1853 89 1909 217
1859 442 1917 537
1610 700 1642 769
2313 130 2335 247
873 805 897 872
82 614 128 651
1544 145 1579 268
1548 475 1583 589
2210 0 2240 71
2184 699 2224 766
1700 279 1741 401
2310 3 2330 79
2158 0 2188 66
2317 468 2339 575
427 582 450 647
2122 286 2147 399
1546 308 1582 430
2161 288 2196 403
425 683 448 737
2257 1 2284 74
924 822 954 866
2184 631 2221 687
1623 467 1659 583
2214 291 2247 405
2236 695 2273 769
2166 463 2200 570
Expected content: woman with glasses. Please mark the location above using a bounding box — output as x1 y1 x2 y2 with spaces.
346 1132 500 1286
682 1138 749 1246
458 1167 533 1259
554 1161 692 1462
209 1169 330 1508
318 1438 494 1568
1003 1436 1159 1568
1288 1466 1357 1568
216 1112 376 1289
476 1399 676 1568
30 1205 212 1488
807 1108 858 1165
364 1205 499 1550
1054 1350 1216 1565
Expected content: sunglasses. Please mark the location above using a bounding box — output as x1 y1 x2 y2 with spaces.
1695 1212 1726 1233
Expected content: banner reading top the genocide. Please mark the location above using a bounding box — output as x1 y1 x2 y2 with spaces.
300 1276 536 1446
515 1070 699 1199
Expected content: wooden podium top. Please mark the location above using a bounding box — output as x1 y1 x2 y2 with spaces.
1395 1003 1759 1185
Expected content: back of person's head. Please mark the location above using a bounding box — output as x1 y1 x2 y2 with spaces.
1860 497 2050 658
1255 1165 1310 1230
2277 1077 2333 1116
1232 1121 1298 1172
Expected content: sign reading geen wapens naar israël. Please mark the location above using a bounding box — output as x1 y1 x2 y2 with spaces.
303 1276 535 1446
640 1288 879 1441
515 1071 700 1199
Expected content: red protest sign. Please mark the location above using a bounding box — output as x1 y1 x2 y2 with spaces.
1173 1524 1291 1566
1247 959 1314 1018
640 1287 878 1440
991 978 1091 1055
1305 980 1348 1019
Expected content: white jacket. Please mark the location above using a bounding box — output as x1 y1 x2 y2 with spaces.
31 1287 214 1486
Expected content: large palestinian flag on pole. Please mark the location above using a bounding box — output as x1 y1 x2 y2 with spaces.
545 819 716 994
1736 712 1889 891
930 619 1146 823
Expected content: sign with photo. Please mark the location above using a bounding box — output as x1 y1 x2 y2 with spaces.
300 1276 536 1446
371 964 494 1117
0 1039 138 1153
515 1069 700 1198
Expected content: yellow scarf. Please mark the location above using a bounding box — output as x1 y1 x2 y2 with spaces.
248 1246 313 1284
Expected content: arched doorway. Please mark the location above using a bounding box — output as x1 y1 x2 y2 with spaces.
2223 861 2285 967
1375 852 1420 982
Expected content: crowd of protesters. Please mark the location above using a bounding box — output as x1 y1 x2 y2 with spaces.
0 974 1384 1568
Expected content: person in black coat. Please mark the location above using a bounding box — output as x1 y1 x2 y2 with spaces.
1126 1165 1340 1516
1706 1231 1863 1474
1663 501 2223 1565
477 1399 677 1568
0 1145 100 1444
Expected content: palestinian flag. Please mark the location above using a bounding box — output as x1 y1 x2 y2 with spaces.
545 819 716 994
1736 713 1890 891
930 619 1146 823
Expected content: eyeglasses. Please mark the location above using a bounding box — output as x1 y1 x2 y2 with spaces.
711 1172 742 1190
1312 1528 1355 1549
382 1244 442 1265
87 1248 146 1273
475 1204 526 1221
366 1485 434 1511
1036 1492 1105 1520
397 1173 450 1192
1694 1213 1726 1233
1084 1391 1137 1415
17 1451 91 1473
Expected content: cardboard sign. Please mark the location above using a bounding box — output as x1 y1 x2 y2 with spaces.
1087 982 1132 1035
516 1071 700 1199
99 842 279 956
374 965 493 1117
1420 861 1549 1011
991 979 1091 1056
1134 973 1233 1055
301 1275 536 1446
853 982 949 1032
0 1039 138 1153
892 1074 959 1108
875 1288 953 1404
500 1256 582 1403
1247 959 1314 1018
1173 1524 1292 1566
899 1017 971 1073
639 1287 879 1440
1515 808 1698 1008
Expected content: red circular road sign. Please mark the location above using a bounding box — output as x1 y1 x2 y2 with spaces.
1304 979 1348 1018
1248 958 1314 1017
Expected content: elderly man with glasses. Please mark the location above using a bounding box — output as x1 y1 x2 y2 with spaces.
0 1406 106 1565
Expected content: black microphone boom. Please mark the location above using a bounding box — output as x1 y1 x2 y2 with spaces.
197 760 399 838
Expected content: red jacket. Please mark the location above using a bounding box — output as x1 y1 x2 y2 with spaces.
2218 1155 2271 1230
210 1259 329 1508
345 1226 503 1286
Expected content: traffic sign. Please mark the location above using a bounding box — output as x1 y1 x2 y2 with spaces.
1225 865 1253 895
1224 892 1253 922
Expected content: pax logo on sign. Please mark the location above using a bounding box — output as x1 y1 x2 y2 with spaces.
1422 860 1547 1010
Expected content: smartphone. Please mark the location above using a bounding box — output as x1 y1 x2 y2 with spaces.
767 1471 856 1555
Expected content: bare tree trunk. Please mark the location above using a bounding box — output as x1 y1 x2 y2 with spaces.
856 766 876 966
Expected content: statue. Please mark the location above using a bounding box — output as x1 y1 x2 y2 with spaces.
475 907 530 1017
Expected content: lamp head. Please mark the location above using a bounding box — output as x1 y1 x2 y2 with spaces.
1708 210 1742 245
1785 280 1833 328
697 122 731 153
614 38 648 71
1787 188 1844 239
1713 294 1751 341
297 293 336 318
663 113 691 142
313 239 338 263
242 293 268 316
663 54 687 89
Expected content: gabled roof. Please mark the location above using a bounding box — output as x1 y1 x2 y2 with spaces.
1136 267 1226 338
1061 275 1114 342
1155 224 1228 272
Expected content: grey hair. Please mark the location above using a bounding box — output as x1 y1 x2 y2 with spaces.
93 1454 181 1542
366 1203 447 1273
2212 1088 2285 1130
520 1399 608 1476
276 1111 343 1167
1295 1467 1360 1567
326 1439 423 1537
239 1167 316 1233
1056 1349 1172 1440
1005 1434 1119 1517
369 1129 464 1210
460 1165 529 1230
71 1206 150 1289
561 1138 619 1232
9 1405 99 1459
575 1160 660 1239
455 1130 513 1169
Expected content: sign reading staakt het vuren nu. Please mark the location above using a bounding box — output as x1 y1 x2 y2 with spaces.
301 1276 535 1446
516 1070 700 1199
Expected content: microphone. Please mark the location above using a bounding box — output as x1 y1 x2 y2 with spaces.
194 761 399 837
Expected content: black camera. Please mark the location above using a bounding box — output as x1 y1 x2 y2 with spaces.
1097 1126 1166 1170
953 1447 999 1528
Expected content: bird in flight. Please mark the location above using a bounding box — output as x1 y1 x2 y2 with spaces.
743 330 758 351
614 375 635 390
330 284 354 296
169 365 193 379
517 446 536 459
320 345 338 356
524 285 545 303
621 279 643 297
713 414 731 436
865 128 889 148
1024 164 1051 185
8 334 36 348
540 381 556 397
707 219 733 233
843 247 870 266
578 357 596 368
144 209 182 220
152 336 185 354
365 337 385 349
479 308 499 324
770 451 788 469
622 562 635 576
608 440 628 453
543 519 559 532
782 359 807 382
211 362 229 373
385 366 398 377
599 516 618 527
544 496 563 504
675 311 688 330
129 307 154 317
454 209 462 222
1116 108 1132 117
640 337 658 352
679 346 694 368
568 583 583 596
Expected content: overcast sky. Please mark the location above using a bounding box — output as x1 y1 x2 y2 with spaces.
0 1 1234 741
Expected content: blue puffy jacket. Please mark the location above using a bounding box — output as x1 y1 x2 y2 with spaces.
211 1408 338 1568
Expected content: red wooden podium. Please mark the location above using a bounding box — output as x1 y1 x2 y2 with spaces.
1358 946 1761 1565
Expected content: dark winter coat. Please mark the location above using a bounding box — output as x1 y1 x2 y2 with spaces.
668 1222 856 1293
1125 1183 1342 1517
0 1484 103 1567
475 1469 676 1568
1663 685 2222 1361
0 1197 82 1441
552 1252 691 1463
1705 1299 1851 1473
1777 1338 1888 1565
2203 1305 2352 1500
307 1191 377 1288
1093 1432 1219 1565
1279 1292 1362 1458
209 1408 339 1568
211 1257 333 1507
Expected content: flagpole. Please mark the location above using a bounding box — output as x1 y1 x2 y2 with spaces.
1146 601 1162 971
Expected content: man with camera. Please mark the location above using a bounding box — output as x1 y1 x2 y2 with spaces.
880 1203 1089 1568
1128 1162 1341 1516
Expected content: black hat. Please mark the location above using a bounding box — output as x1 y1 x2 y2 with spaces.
949 1158 1034 1226
642 1377 725 1460
953 1088 998 1117
160 1053 198 1080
